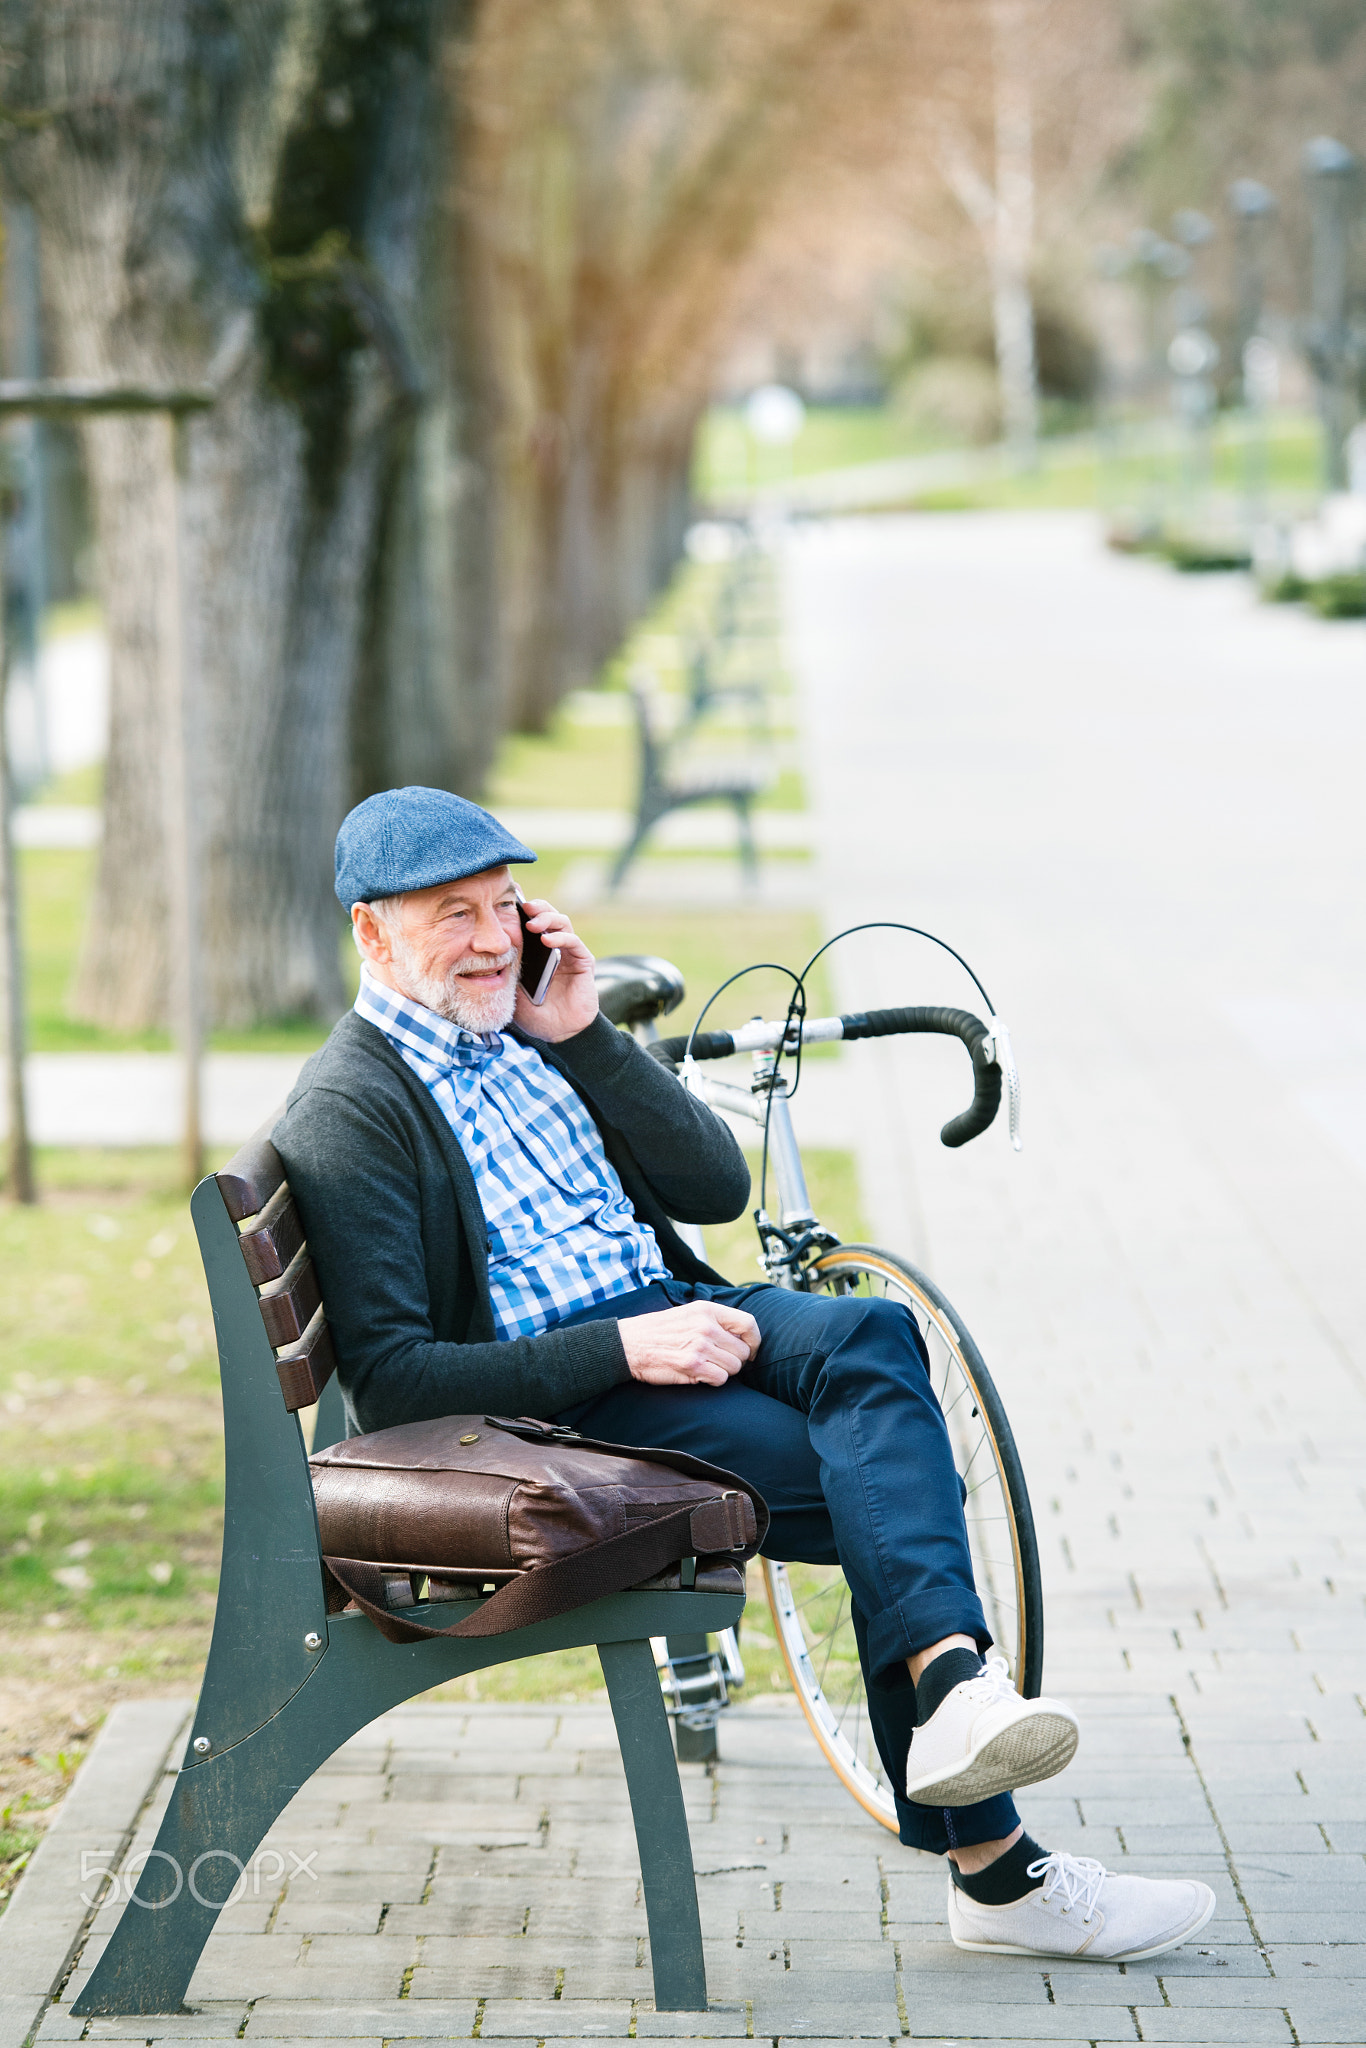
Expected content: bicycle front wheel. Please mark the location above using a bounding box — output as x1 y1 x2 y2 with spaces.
762 1243 1043 1832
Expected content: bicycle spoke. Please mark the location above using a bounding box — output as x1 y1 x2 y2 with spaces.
791 1585 842 1615
959 1427 991 1477
805 1618 851 1659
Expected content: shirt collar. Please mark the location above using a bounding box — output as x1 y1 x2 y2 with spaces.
355 967 502 1071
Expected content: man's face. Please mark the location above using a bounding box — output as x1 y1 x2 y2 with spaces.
356 867 523 1032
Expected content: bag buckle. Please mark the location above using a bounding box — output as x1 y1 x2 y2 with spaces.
723 1490 747 1551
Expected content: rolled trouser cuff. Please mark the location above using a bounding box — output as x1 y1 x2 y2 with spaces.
895 1789 1021 1854
866 1588 990 1685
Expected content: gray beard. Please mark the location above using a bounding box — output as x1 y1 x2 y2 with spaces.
387 934 519 1034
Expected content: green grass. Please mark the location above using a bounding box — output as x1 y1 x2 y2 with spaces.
489 717 637 812
0 1166 222 1639
31 761 103 807
19 848 351 1055
696 401 1325 516
696 404 948 496
894 414 1323 516
489 715 804 818
0 1807 42 1909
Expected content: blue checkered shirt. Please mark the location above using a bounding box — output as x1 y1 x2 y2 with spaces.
355 971 669 1339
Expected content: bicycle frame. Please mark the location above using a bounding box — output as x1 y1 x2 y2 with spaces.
684 1048 835 1290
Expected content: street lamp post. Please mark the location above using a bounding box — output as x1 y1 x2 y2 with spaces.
1168 211 1218 514
1227 178 1277 524
1126 229 1191 527
1302 136 1359 494
0 379 213 1200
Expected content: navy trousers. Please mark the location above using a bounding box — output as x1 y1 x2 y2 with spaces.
555 1277 1022 1854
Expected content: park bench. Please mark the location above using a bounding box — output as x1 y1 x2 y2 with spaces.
609 680 768 891
681 635 772 734
72 1044 747 2019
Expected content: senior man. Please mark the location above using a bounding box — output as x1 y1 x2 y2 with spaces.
275 784 1215 1965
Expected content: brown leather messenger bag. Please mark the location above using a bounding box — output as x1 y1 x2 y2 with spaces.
310 1412 768 1646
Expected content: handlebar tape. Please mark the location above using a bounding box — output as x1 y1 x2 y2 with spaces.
839 1006 1001 1147
645 1006 1000 1146
646 1030 734 1073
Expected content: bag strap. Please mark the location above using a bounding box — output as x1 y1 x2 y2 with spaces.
324 1490 752 1646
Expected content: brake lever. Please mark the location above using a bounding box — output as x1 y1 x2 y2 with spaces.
981 1017 1023 1152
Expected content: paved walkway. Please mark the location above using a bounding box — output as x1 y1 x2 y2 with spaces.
8 514 1365 2045
787 511 1366 2039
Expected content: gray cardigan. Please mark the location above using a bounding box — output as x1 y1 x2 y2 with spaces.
272 1009 751 1434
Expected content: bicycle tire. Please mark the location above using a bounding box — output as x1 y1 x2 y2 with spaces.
762 1243 1043 1832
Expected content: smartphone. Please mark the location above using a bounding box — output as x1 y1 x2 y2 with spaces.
515 890 561 1006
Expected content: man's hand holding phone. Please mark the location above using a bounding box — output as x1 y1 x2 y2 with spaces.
512 890 600 1041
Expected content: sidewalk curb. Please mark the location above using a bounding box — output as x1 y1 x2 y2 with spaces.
0 1699 193 2048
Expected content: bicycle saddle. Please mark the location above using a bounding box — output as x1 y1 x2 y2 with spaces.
593 953 686 1027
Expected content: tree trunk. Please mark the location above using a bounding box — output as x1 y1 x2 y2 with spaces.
989 0 1039 463
1 0 490 1030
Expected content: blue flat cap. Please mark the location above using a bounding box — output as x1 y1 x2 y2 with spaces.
335 786 537 908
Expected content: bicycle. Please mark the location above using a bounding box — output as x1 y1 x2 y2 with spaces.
592 948 1041 1833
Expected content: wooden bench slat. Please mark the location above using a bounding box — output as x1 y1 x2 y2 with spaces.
218 1127 287 1223
259 1245 322 1347
239 1183 305 1286
276 1305 338 1413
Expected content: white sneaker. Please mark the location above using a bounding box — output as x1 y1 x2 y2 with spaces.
948 1850 1217 1961
904 1654 1079 1806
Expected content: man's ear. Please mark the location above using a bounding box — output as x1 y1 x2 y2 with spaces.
352 902 391 964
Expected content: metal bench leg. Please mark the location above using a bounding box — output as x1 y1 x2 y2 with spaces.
598 1636 707 2012
71 1704 325 2016
733 797 758 886
608 815 656 891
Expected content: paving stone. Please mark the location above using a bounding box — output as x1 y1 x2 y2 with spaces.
408 1951 560 1998
382 1902 538 1939
296 1845 434 1876
284 1875 431 1908
79 2020 246 2040
36 2020 247 2044
245 2003 476 2036
750 1973 901 2036
528 1903 649 1939
1128 2010 1295 2042
1262 1947 1366 1979
633 2015 749 2038
1040 1973 1167 2006
476 2000 634 2037
903 2006 1154 2041
270 1900 386 1935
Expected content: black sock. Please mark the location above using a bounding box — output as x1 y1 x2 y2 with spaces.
951 1832 1049 1904
914 1646 982 1725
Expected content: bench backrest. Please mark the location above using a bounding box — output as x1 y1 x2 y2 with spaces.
629 679 671 793
216 1127 339 1416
